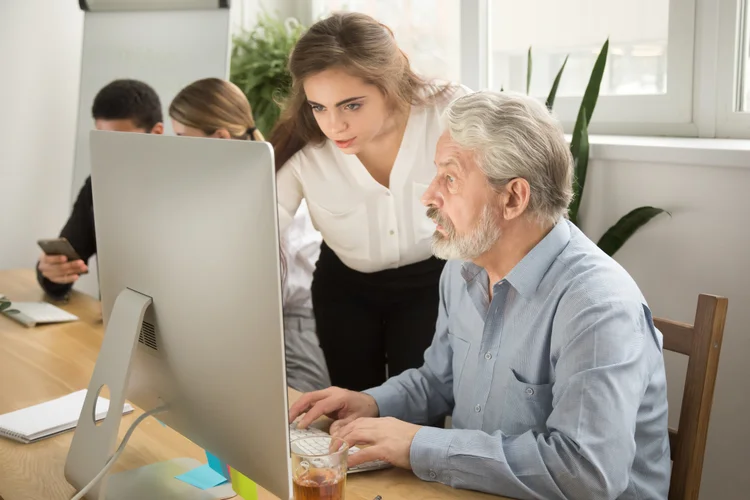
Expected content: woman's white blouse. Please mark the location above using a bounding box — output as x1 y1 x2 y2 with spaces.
276 85 470 274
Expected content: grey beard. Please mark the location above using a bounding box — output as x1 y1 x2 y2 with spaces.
428 204 501 261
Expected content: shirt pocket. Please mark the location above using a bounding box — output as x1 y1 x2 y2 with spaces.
448 333 470 396
412 182 437 238
500 368 553 436
305 200 368 256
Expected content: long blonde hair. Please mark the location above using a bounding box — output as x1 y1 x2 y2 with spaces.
269 12 455 171
169 78 264 141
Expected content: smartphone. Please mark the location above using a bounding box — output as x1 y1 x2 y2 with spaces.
37 237 88 274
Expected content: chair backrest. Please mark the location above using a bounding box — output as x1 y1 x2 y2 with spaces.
655 294 728 500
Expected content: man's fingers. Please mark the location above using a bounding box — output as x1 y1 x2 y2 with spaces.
297 397 343 429
71 260 88 273
41 265 81 283
58 262 84 276
42 254 68 264
334 419 378 447
289 389 333 423
333 417 377 440
348 445 385 468
40 261 81 277
329 416 355 435
41 267 80 283
52 273 79 284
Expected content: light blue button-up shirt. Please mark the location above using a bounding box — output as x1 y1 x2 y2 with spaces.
365 219 671 500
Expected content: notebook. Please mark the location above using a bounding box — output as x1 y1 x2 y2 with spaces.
0 390 134 444
1 301 79 328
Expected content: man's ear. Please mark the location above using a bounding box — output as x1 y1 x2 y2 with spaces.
151 122 165 135
502 178 531 220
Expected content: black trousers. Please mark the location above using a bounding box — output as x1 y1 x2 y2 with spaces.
311 242 446 392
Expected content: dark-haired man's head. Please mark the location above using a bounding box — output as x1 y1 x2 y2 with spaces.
91 79 164 134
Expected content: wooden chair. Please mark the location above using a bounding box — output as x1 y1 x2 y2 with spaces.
655 294 728 500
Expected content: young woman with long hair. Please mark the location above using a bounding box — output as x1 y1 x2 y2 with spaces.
271 13 470 392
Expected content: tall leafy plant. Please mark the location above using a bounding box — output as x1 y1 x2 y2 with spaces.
230 12 306 136
528 41 668 256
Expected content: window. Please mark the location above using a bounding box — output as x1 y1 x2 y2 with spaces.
489 0 669 98
310 0 462 82
478 0 695 136
740 0 750 111
292 0 750 139
714 0 750 138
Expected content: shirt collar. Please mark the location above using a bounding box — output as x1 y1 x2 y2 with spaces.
460 219 572 298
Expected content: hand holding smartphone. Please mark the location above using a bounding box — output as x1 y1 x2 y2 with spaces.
37 237 89 284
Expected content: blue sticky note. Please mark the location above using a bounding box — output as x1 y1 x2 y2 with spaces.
206 451 231 480
175 464 229 489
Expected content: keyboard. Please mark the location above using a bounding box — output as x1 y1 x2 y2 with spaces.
1 301 78 328
289 422 390 474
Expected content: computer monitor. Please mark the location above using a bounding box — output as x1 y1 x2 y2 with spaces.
64 130 292 500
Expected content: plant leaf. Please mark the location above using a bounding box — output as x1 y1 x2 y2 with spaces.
229 10 307 136
597 207 669 256
546 54 568 110
581 38 609 127
0 301 10 312
526 45 533 95
568 107 589 226
570 40 608 158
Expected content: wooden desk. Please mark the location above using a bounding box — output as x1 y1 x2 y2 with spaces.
0 269 500 500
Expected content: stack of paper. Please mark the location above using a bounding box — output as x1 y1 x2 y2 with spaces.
0 390 133 444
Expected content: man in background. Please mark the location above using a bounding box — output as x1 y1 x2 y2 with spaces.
37 79 164 299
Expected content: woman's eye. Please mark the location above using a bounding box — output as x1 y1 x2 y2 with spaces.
344 103 361 111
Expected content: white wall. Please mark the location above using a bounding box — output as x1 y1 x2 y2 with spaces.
69 8 232 297
232 0 306 34
580 139 750 500
0 2 84 271
0 0 270 285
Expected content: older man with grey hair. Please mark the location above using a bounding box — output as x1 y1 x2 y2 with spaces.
290 90 671 500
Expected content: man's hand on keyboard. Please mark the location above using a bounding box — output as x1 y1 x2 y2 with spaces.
331 417 422 470
289 387 379 430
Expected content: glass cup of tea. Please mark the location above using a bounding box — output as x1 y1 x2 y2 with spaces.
291 435 348 500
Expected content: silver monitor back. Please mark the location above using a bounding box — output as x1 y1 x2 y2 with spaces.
68 130 291 499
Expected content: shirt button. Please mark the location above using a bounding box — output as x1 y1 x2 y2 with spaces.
385 191 391 196
389 230 395 235
474 404 481 413
525 387 535 396
484 352 492 360
429 470 437 479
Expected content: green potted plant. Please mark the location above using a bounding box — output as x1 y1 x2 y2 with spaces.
0 298 19 315
527 41 668 256
230 12 307 137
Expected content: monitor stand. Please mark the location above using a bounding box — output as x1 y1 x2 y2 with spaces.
103 457 235 500
64 288 236 500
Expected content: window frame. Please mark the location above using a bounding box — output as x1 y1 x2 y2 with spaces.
476 0 698 137
714 0 750 138
294 0 750 140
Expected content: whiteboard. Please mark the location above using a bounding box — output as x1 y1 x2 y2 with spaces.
71 8 231 296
